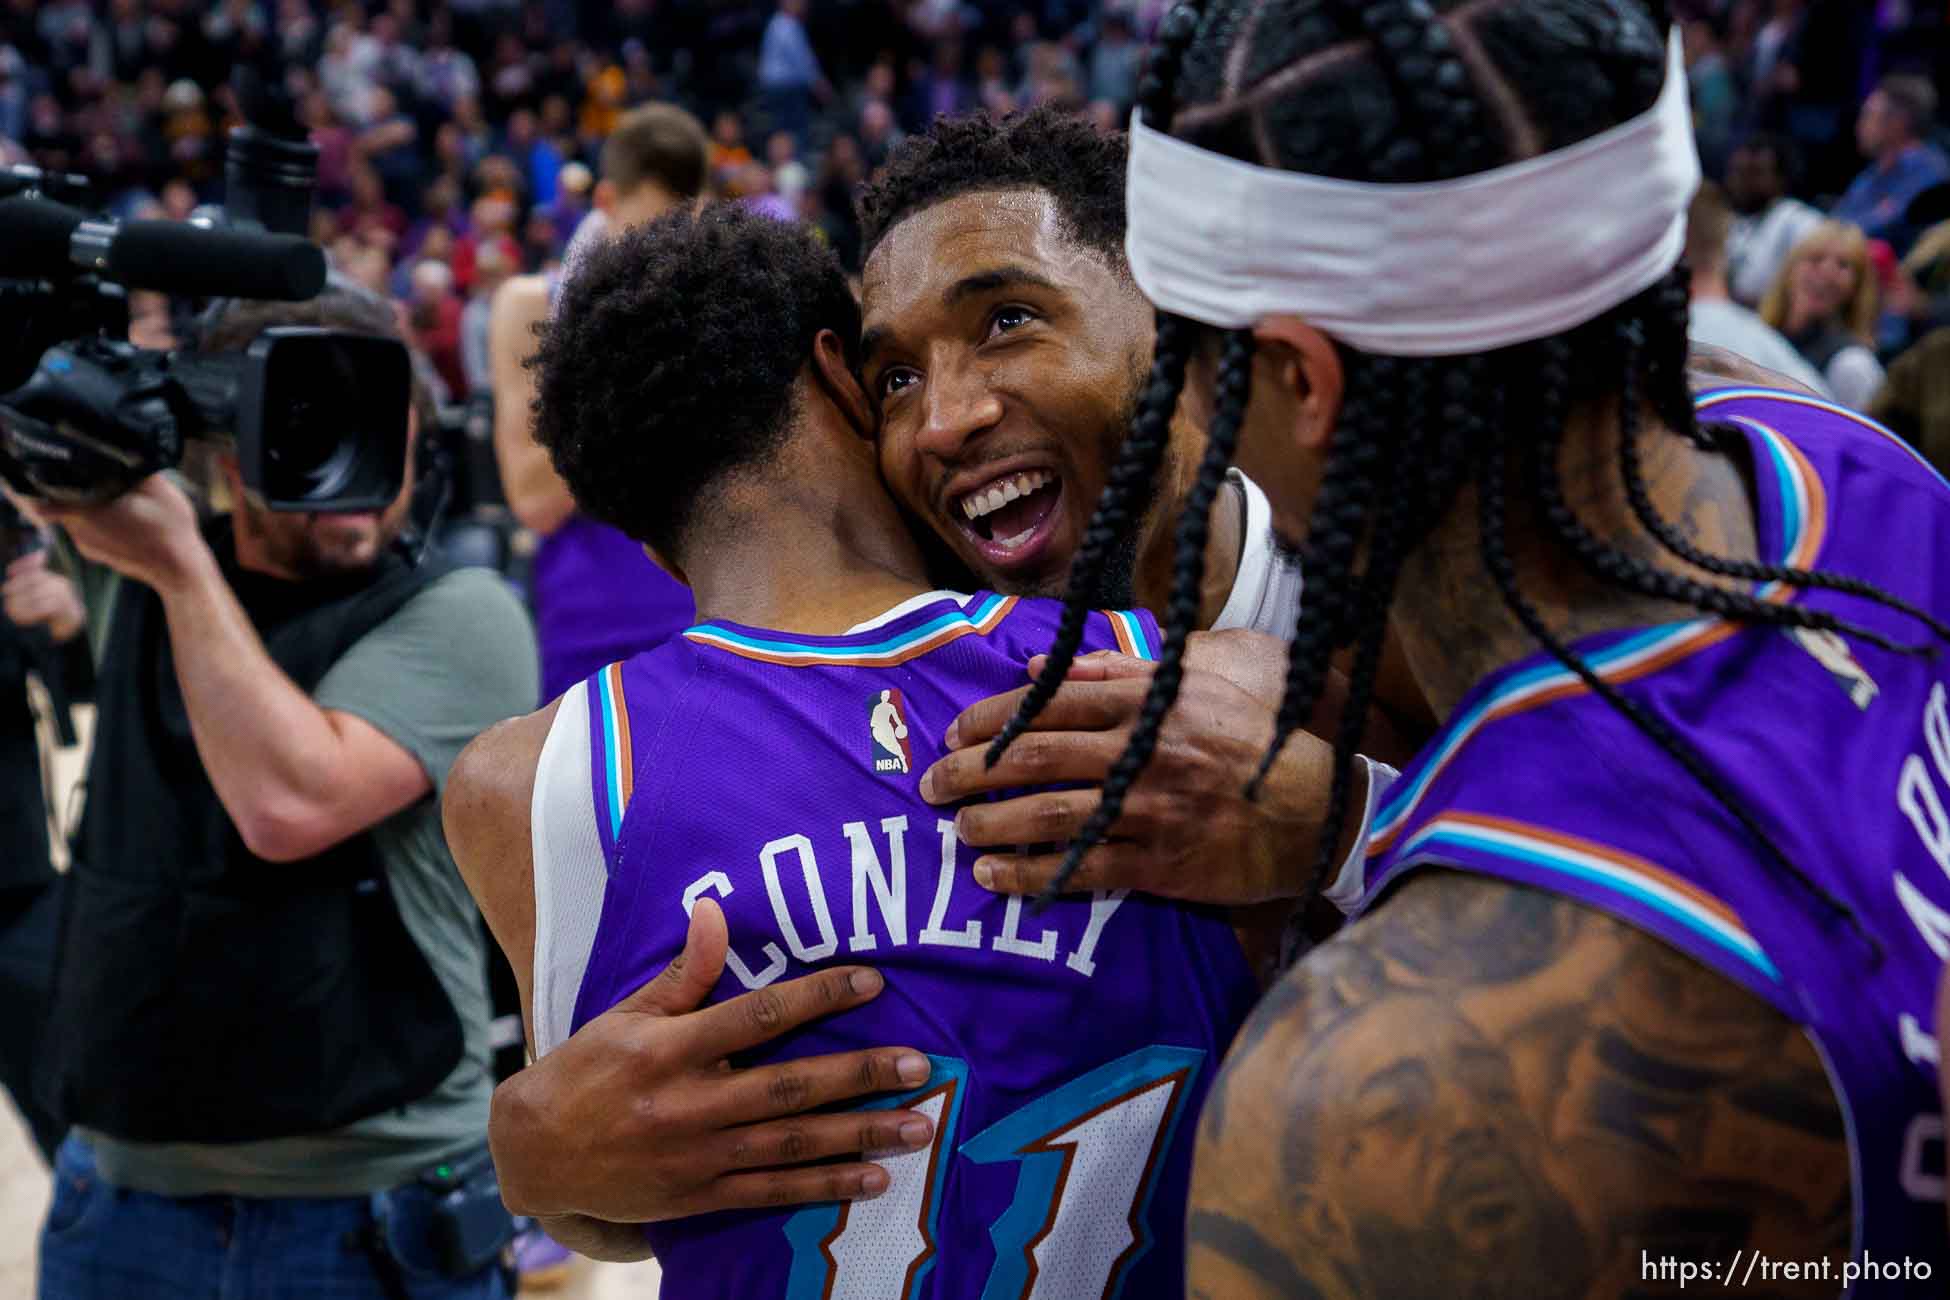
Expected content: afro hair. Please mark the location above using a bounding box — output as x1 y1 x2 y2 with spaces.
529 204 861 555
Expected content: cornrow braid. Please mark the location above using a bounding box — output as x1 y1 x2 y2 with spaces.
1244 362 1385 798
1138 0 1205 126
986 314 1193 767
1278 423 1415 963
1248 0 1504 794
1039 328 1257 899
1054 0 1936 963
1348 0 1497 180
1481 423 1883 958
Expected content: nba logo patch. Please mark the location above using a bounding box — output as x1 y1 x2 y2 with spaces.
869 689 913 775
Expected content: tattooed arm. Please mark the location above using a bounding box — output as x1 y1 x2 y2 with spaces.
1188 872 1850 1300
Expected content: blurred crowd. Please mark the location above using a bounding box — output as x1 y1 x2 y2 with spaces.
1 0 1159 406
1677 2 1950 459
3 0 1950 455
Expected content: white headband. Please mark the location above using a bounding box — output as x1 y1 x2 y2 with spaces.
1124 31 1700 357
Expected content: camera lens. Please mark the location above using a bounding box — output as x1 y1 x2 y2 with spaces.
267 390 359 502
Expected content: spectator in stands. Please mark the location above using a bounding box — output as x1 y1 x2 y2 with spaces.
1684 13 1737 176
409 258 467 400
1761 220 1887 409
489 103 709 705
1086 12 1140 116
1871 327 1950 480
340 162 408 243
913 39 973 122
449 94 493 173
757 0 827 147
1833 75 1949 256
1725 133 1824 308
1688 183 1832 396
860 98 904 172
415 10 479 114
547 160 595 249
462 241 512 399
709 109 753 186
359 86 423 211
453 192 518 292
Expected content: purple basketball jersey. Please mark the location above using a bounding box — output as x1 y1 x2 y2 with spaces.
571 593 1256 1298
1356 389 1950 1290
531 515 694 703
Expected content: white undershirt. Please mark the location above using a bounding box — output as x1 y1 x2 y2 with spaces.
1213 470 1306 637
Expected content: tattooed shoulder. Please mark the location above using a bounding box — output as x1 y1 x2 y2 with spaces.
1189 871 1850 1300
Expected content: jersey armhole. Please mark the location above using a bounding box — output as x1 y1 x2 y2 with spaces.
1363 829 1800 1023
530 679 610 1059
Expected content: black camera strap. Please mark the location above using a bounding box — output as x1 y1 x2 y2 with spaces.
353 1219 414 1300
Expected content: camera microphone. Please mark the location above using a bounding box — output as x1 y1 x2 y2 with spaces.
0 196 327 301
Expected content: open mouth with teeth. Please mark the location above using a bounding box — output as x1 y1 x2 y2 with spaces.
955 468 1064 564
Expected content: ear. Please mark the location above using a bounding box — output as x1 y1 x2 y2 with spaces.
593 178 616 214
811 327 875 441
642 540 689 587
1252 315 1345 454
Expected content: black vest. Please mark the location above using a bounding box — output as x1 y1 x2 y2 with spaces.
47 524 465 1143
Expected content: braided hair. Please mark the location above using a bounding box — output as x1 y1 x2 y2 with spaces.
1000 0 1940 945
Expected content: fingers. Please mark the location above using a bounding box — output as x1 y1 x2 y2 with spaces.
703 1161 893 1214
922 730 1126 806
629 895 732 1017
940 676 1149 753
953 787 1103 847
5 550 47 580
712 1048 934 1127
681 965 887 1061
1024 650 1155 683
713 1104 935 1173
970 842 1150 897
3 573 68 628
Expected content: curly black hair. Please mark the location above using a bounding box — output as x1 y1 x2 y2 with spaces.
856 106 1129 267
529 204 861 556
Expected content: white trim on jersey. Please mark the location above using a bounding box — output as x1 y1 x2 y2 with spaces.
531 680 610 1058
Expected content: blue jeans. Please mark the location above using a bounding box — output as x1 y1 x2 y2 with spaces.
39 1136 511 1300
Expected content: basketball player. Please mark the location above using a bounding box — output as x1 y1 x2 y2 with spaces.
854 109 1422 899
999 0 1950 1293
445 205 1256 1290
488 103 711 703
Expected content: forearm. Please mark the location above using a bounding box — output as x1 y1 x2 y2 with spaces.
155 548 352 852
531 1213 657 1264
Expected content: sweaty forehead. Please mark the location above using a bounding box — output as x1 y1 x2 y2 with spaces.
861 188 1121 330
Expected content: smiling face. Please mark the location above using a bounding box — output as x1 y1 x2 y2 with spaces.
861 189 1153 598
1787 234 1862 325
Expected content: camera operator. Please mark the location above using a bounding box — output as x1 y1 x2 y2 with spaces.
28 283 539 1300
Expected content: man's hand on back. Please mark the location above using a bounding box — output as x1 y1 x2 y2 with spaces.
491 898 937 1225
919 631 1333 904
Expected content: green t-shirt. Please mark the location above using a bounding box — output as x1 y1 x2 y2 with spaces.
86 564 539 1197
